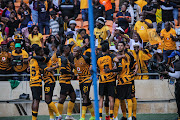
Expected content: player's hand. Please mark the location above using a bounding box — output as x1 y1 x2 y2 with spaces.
55 63 59 68
170 34 174 38
104 68 110 73
27 67 30 72
133 69 137 75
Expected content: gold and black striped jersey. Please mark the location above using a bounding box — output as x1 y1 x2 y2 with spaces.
97 53 116 83
0 51 11 71
74 55 92 84
43 58 56 84
58 55 73 84
29 58 43 87
117 52 136 85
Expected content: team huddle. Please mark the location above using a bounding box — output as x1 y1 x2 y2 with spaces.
29 35 139 120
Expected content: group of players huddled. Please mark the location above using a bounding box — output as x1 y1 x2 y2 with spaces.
29 33 138 120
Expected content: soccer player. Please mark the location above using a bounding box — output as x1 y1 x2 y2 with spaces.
30 47 59 120
73 46 95 120
97 40 116 120
107 41 138 120
57 45 76 120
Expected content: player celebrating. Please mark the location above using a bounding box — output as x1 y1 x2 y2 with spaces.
108 41 138 120
97 40 116 120
73 46 95 120
57 45 76 120
30 47 59 120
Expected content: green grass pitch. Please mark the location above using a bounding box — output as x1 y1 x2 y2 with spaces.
0 114 178 120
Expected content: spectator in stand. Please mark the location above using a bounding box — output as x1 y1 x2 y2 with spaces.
5 11 25 37
0 41 12 81
94 17 111 48
116 4 131 35
50 10 62 36
158 0 180 29
0 23 6 45
65 31 77 52
37 0 51 35
46 35 59 57
11 43 29 81
131 43 152 80
67 20 78 40
128 32 143 50
111 0 115 13
170 0 180 26
59 0 78 21
93 0 106 25
22 21 33 52
28 25 43 47
76 29 86 47
143 0 157 29
134 12 153 47
29 0 38 24
2 1 17 19
80 0 88 21
0 0 6 16
160 22 177 63
99 0 113 20
18 2 32 29
156 1 162 33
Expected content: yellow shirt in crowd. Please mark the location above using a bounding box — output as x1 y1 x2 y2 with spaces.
156 8 162 24
94 25 110 48
28 33 43 47
160 28 176 51
80 0 88 9
134 19 152 43
65 38 77 52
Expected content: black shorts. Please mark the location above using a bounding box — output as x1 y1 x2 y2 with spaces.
44 83 55 96
31 87 42 100
132 80 135 95
60 83 75 95
116 84 132 100
99 82 115 97
80 83 91 96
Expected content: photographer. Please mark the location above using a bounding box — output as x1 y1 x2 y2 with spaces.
162 55 180 120
11 43 30 81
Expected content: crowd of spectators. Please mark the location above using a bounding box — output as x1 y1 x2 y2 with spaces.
0 0 179 81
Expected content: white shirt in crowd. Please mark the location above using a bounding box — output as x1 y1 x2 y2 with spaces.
128 39 143 50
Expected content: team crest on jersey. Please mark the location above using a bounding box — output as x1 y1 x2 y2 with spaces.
140 26 145 30
2 57 6 61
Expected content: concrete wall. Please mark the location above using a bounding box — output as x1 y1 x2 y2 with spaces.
0 80 177 117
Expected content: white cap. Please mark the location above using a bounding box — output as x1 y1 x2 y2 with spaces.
96 17 106 25
133 43 140 47
115 26 125 33
69 20 77 26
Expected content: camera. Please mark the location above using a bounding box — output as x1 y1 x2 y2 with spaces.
12 56 22 66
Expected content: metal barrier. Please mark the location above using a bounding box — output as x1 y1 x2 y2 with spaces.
0 73 167 117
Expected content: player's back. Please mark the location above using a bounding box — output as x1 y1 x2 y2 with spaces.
29 58 42 87
97 53 115 83
58 55 72 84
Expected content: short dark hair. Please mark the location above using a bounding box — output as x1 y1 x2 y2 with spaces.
35 47 42 55
101 40 109 52
118 41 125 46
43 47 50 56
79 29 86 34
